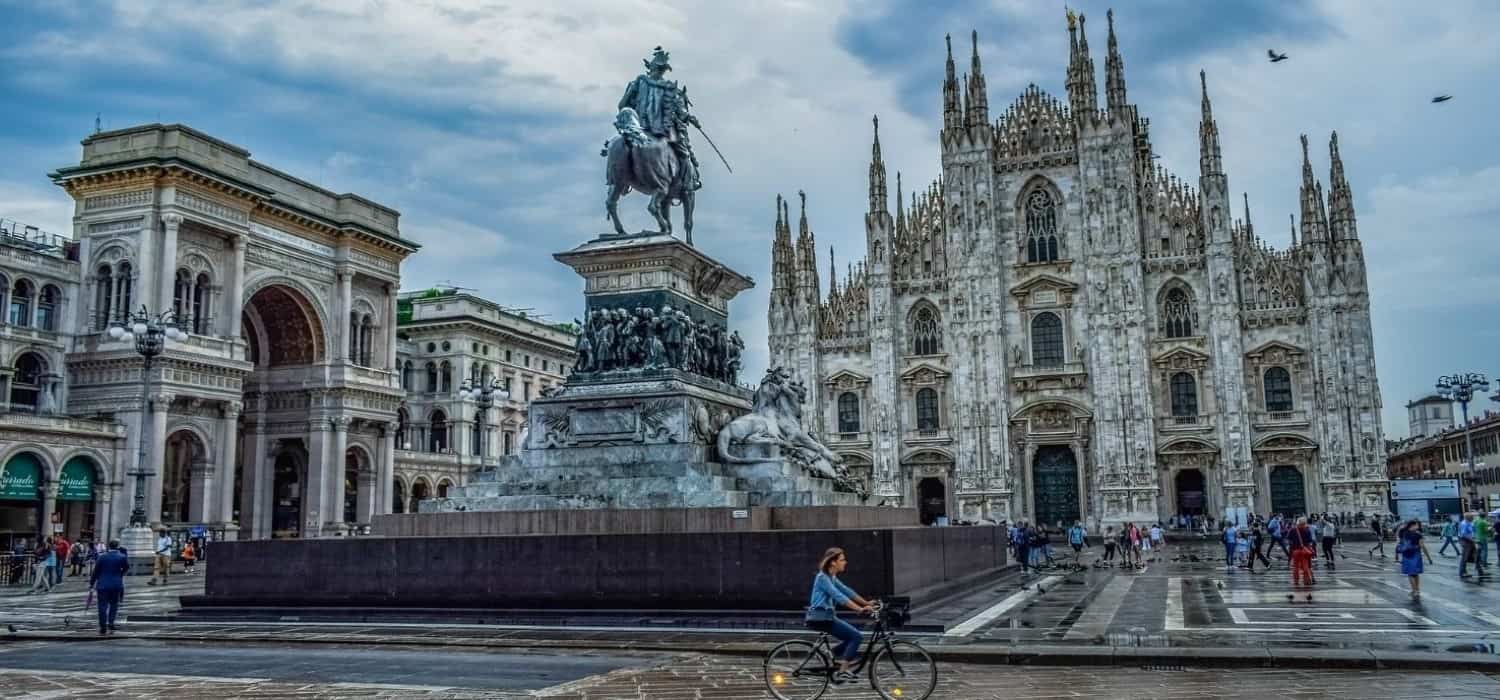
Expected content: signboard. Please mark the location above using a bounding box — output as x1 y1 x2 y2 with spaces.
0 454 40 501
1396 499 1431 523
1390 479 1460 500
57 458 94 502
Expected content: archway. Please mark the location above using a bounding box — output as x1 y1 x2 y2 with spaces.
917 477 946 526
1032 445 1079 529
437 479 453 498
0 451 45 546
1174 469 1206 517
57 455 100 540
392 478 407 514
241 284 325 368
271 451 304 539
343 448 363 525
1269 465 1306 517
162 430 205 524
409 479 430 513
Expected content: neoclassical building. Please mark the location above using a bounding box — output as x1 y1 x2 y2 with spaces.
768 14 1387 527
0 123 419 543
391 288 575 512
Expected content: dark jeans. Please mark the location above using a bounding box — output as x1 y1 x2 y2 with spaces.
1246 545 1271 571
809 617 862 661
96 588 122 631
1321 538 1337 567
1016 545 1031 571
1224 542 1236 565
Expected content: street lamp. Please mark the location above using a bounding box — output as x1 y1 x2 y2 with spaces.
108 307 187 526
1437 372 1491 510
459 377 508 472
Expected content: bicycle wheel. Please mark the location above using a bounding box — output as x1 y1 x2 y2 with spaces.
764 640 832 700
869 639 937 700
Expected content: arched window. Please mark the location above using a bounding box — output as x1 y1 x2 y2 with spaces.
425 362 437 393
348 312 359 361
838 392 861 433
1024 189 1059 263
440 361 453 393
359 314 373 366
1162 287 1194 338
115 261 133 318
10 352 46 409
401 360 413 391
36 285 59 332
1030 312 1064 367
481 363 493 386
396 407 410 448
438 480 451 498
910 305 942 356
916 388 940 432
1264 367 1294 412
1170 372 1198 417
192 273 210 334
429 410 448 452
172 269 192 327
470 361 481 385
94 265 113 329
9 279 33 326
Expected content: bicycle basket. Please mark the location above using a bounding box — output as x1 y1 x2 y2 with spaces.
882 596 912 628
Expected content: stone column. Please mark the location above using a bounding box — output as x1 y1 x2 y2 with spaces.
335 270 352 362
145 393 172 526
226 235 246 340
327 417 350 532
217 403 240 526
188 456 210 523
355 471 374 526
240 426 267 540
379 422 397 515
96 491 113 543
38 481 57 540
385 284 399 370
304 420 330 537
159 213 181 313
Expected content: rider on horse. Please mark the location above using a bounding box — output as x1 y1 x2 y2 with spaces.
617 46 701 191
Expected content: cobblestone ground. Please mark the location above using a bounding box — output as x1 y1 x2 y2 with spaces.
3 651 1499 699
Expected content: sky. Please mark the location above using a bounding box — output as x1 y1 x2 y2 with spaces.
1 0 1497 439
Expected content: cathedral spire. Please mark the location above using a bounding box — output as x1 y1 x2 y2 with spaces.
1327 131 1358 240
1104 9 1128 112
1242 192 1253 237
965 30 989 127
868 115 887 214
1289 213 1298 247
828 245 837 300
1299 134 1329 243
771 194 794 293
1065 11 1098 117
1198 70 1222 177
942 34 962 132
894 172 907 237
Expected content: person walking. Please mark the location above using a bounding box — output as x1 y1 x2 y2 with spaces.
1067 521 1087 566
1368 515 1387 559
181 540 197 574
1459 512 1479 580
51 534 69 586
1439 517 1459 557
148 530 172 586
1102 525 1118 567
1013 520 1032 575
1266 514 1288 560
1222 521 1239 572
89 540 130 635
1320 516 1339 570
1287 517 1317 586
28 538 55 594
1398 519 1433 598
1149 522 1166 559
1246 523 1272 573
1476 513 1492 577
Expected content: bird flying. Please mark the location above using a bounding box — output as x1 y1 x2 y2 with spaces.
1432 95 1453 103
1267 49 1289 63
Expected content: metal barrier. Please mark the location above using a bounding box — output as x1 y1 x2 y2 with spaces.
1 553 39 588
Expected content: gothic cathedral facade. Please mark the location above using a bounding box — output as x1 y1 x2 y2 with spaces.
767 14 1386 528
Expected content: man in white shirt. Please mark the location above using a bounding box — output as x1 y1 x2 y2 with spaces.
148 530 172 586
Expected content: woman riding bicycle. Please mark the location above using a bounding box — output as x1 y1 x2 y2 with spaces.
806 547 873 684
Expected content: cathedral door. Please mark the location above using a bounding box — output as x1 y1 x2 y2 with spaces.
1269 465 1306 517
1175 469 1206 516
1032 446 1080 528
918 477 946 526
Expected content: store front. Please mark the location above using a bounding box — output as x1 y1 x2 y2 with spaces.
55 456 96 541
0 452 43 548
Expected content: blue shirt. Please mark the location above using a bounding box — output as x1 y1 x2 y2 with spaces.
808 572 857 612
90 550 130 592
1268 519 1282 536
1459 520 1476 541
1068 526 1086 545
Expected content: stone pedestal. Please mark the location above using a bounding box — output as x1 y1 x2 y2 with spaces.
117 525 156 576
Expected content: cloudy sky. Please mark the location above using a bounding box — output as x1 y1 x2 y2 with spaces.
2 0 1496 438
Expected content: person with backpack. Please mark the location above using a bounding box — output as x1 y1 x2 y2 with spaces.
1067 521 1087 565
1320 516 1339 570
1012 520 1032 574
1245 523 1272 573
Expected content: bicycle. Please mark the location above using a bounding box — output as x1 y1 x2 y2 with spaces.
763 596 937 700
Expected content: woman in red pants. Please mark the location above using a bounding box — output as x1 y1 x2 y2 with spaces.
1287 516 1317 586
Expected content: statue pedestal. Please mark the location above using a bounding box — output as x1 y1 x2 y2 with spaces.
117 525 156 576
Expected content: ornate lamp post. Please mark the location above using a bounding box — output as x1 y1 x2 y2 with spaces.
108 308 187 526
459 378 508 472
1437 372 1491 510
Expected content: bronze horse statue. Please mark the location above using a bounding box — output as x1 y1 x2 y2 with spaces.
603 107 696 243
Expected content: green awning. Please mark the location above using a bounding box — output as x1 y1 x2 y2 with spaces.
0 453 41 501
58 457 95 502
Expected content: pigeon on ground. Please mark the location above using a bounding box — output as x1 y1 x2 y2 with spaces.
1267 49 1289 63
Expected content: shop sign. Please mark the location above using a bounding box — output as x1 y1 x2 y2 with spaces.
58 458 95 502
0 455 40 501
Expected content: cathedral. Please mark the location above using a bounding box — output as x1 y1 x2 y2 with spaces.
767 12 1387 528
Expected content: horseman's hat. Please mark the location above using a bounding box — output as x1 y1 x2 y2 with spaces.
644 46 672 72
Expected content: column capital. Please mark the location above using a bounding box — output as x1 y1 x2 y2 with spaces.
382 420 401 435
162 212 184 228
150 392 176 408
331 416 353 431
307 419 330 433
221 400 243 419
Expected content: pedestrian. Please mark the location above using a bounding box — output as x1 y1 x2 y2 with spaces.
1476 512 1492 577
181 540 197 574
1367 515 1387 559
1127 522 1144 569
1320 516 1339 570
1287 516 1317 586
1012 520 1032 574
1397 519 1433 598
1245 524 1272 573
28 538 55 594
1067 520 1087 563
1035 524 1055 566
1102 525 1118 566
1439 517 1459 557
89 539 130 635
1222 521 1239 572
51 534 69 586
148 529 172 586
1459 512 1479 580
1149 522 1165 558
69 539 88 577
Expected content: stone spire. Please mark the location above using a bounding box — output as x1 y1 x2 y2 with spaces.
828 245 837 300
894 172 907 238
1198 70 1222 177
1327 131 1358 240
868 115 887 214
1104 9 1128 112
942 34 962 132
965 30 989 127
771 194 794 293
1066 12 1099 117
1299 134 1329 243
1289 213 1298 247
795 190 820 308
1242 192 1253 238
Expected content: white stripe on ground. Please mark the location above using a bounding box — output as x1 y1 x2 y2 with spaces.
1165 576 1185 631
1064 575 1133 640
944 575 1060 637
1373 577 1500 629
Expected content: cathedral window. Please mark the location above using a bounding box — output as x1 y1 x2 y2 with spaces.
1162 287 1195 338
1024 189 1060 263
1170 372 1199 418
838 392 861 433
910 304 942 356
916 388 940 432
1264 367 1293 412
1030 312 1064 368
